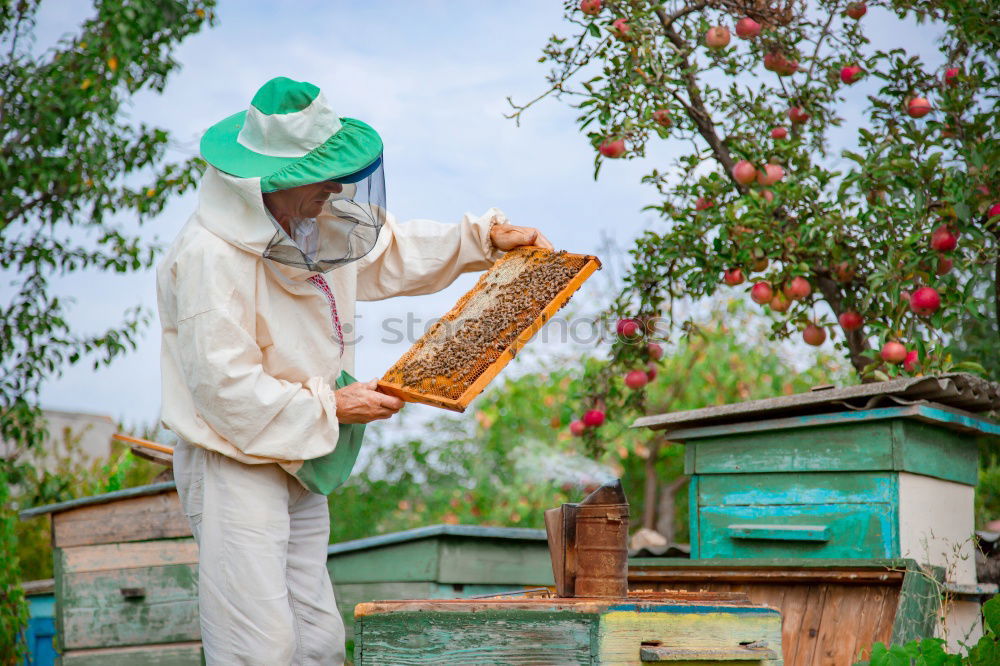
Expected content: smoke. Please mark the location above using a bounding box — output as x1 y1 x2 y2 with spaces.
510 439 617 489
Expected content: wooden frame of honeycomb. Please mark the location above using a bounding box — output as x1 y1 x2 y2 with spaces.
377 246 601 412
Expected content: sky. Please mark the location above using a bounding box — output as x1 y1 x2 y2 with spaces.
18 0 945 430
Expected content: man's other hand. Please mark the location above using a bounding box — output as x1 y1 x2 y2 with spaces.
490 223 554 251
335 380 404 423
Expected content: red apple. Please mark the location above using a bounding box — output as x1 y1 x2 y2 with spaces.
582 409 605 427
599 138 626 158
778 58 799 76
846 2 867 19
750 281 773 305
944 67 959 86
900 290 911 303
788 106 810 124
570 420 586 436
903 350 920 373
625 369 649 390
988 203 1000 219
771 126 788 139
839 311 864 331
834 261 856 283
735 17 761 38
724 268 745 286
976 185 990 198
769 292 791 312
840 64 864 85
803 324 826 346
732 160 758 185
616 318 641 338
881 341 907 364
705 26 731 50
784 276 812 300
652 109 672 127
759 189 775 203
647 342 664 360
763 51 783 72
646 362 658 382
695 197 714 211
930 225 957 252
910 286 941 316
610 18 630 39
756 164 784 186
907 97 932 118
936 256 953 275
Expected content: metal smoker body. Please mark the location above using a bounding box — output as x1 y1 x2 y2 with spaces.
544 479 629 598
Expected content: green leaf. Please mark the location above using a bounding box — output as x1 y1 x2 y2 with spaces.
983 595 1000 634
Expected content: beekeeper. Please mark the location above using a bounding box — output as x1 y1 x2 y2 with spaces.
157 76 551 665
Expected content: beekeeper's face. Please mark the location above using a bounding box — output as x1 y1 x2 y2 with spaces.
266 179 344 222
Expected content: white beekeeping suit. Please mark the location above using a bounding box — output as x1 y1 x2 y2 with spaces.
157 76 504 665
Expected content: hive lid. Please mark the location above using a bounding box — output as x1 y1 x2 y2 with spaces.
632 372 1000 432
378 247 600 412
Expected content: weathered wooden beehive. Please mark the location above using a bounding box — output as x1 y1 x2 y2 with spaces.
632 373 1000 659
20 482 201 665
354 593 783 665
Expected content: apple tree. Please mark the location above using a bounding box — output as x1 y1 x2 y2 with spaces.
511 0 998 435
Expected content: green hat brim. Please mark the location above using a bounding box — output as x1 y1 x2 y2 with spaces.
200 113 383 192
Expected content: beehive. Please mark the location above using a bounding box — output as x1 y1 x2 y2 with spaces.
378 246 600 411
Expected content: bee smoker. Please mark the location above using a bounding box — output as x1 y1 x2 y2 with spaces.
543 479 629 598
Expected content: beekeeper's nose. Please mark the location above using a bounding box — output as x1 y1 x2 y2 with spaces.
324 181 344 194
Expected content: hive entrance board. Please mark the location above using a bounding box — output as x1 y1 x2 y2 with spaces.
377 247 600 412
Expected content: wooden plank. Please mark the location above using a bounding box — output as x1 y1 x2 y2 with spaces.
597 607 782 665
697 472 895 507
60 642 202 666
688 422 896 475
895 420 978 485
59 539 198 574
436 537 554 585
851 583 898 663
812 583 853 665
53 491 191 548
59 564 199 649
356 610 593 665
698 503 895 559
791 583 828 665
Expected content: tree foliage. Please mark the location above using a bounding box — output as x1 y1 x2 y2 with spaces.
513 0 999 427
0 1 215 659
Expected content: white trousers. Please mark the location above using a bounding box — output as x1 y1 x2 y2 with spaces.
173 440 345 665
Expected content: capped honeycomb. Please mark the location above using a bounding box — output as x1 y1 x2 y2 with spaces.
377 246 601 412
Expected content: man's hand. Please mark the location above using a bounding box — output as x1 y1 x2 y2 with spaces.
490 223 554 251
335 380 404 424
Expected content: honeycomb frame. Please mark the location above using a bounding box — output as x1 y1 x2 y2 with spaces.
377 246 601 412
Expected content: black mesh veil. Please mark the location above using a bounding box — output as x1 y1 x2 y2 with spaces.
263 157 386 273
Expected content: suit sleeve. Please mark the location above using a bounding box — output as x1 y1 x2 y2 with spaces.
354 207 506 302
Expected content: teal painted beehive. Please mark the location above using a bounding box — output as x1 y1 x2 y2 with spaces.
634 375 1000 578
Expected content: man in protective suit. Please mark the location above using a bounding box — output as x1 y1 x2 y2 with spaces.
157 76 551 664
